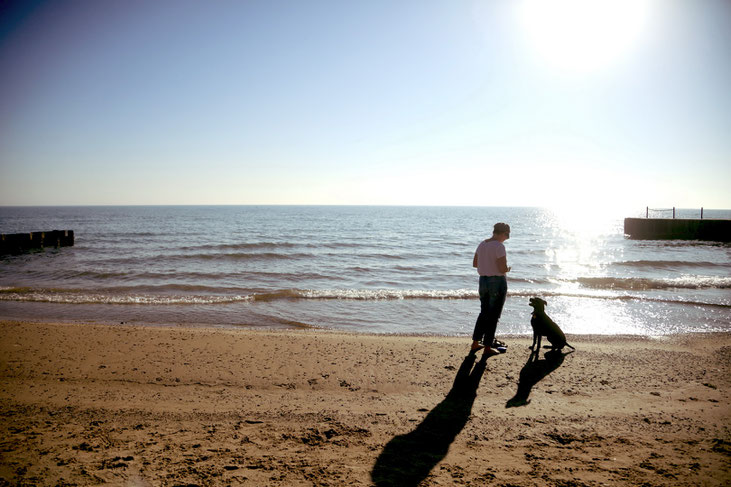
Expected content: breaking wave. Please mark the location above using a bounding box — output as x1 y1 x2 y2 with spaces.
575 276 731 290
612 260 730 270
1 285 728 308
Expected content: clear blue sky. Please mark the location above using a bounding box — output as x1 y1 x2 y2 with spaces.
1 0 729 210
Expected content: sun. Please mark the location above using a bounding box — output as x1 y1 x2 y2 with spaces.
516 0 655 75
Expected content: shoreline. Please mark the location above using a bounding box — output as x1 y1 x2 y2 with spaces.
0 316 729 338
1 320 729 485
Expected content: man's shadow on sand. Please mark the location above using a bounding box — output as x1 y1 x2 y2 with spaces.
371 353 491 487
505 348 572 408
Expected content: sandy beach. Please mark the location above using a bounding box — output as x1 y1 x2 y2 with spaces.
0 321 728 486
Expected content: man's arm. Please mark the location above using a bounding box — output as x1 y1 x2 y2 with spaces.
473 252 479 268
497 256 511 274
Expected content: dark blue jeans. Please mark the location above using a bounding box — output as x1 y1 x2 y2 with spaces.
472 275 507 346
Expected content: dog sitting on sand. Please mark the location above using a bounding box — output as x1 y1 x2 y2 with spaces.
528 297 575 353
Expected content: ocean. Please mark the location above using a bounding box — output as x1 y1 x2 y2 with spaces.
1 206 729 336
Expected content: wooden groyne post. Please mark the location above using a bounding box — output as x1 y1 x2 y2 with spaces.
0 230 74 254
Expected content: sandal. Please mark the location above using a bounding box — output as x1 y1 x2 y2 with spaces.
482 347 501 358
470 343 485 354
493 339 508 353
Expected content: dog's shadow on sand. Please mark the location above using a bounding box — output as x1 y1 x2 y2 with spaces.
505 349 572 408
371 353 491 487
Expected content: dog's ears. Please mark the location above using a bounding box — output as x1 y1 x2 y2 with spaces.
540 298 547 306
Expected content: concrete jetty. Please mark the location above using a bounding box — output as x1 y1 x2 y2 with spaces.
0 230 75 254
624 218 731 241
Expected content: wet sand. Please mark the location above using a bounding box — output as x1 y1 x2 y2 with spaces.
0 320 729 486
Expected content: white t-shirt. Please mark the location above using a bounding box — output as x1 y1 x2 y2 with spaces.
475 240 506 276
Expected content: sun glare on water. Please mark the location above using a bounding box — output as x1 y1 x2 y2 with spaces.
542 204 624 294
548 203 622 238
517 0 655 75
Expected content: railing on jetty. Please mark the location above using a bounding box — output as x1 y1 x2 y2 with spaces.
645 207 707 219
625 208 730 241
0 230 75 254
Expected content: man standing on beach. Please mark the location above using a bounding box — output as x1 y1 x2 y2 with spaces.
471 222 511 357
